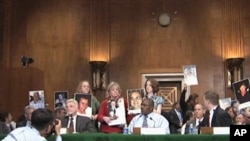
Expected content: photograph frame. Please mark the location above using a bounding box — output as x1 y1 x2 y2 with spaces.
232 78 250 105
54 91 68 109
29 90 45 109
127 88 144 114
74 93 92 118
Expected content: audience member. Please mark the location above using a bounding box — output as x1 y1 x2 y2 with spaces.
203 90 232 127
76 80 100 129
144 79 164 114
97 81 132 133
54 107 67 120
183 103 208 134
16 105 36 127
61 98 96 133
180 84 199 123
2 108 62 141
0 111 15 134
128 98 170 134
180 110 194 134
231 100 240 115
225 106 237 124
235 113 249 125
167 102 183 134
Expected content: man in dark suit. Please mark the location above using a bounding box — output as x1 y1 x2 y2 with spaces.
184 103 208 134
61 98 96 133
167 102 183 134
16 105 35 128
203 90 232 127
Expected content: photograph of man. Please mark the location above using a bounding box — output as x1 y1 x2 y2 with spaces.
233 79 250 104
29 91 45 109
127 89 144 114
55 91 68 109
74 94 92 118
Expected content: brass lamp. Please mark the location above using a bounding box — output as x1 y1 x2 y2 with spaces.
225 58 244 87
89 61 108 90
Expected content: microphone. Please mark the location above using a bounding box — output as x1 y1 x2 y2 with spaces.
149 117 155 128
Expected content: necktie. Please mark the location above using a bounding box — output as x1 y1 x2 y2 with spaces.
142 115 148 128
68 116 74 133
69 116 74 128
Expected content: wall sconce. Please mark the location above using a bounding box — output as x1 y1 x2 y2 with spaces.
225 57 245 87
89 61 108 90
21 56 34 68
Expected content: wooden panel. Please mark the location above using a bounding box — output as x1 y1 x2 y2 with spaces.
0 68 44 121
1 0 250 115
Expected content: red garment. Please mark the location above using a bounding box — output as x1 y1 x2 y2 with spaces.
97 97 134 133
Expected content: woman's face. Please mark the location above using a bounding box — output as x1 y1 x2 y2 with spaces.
81 81 90 94
145 81 153 93
227 108 235 118
109 86 120 99
130 92 142 109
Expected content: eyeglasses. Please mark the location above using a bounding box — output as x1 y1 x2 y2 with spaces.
131 97 142 101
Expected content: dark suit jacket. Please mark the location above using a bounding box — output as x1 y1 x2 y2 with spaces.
61 115 96 133
0 122 9 134
168 109 182 134
205 106 232 127
16 120 28 128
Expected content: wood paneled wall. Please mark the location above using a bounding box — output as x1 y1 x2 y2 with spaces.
0 0 250 120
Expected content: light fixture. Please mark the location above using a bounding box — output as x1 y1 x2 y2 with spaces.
89 61 108 90
225 57 244 87
21 56 34 68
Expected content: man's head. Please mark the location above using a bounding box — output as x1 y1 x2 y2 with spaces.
141 98 154 115
194 103 206 119
130 91 143 110
24 105 35 121
203 90 219 110
54 107 66 119
78 97 89 113
31 108 55 137
66 99 78 116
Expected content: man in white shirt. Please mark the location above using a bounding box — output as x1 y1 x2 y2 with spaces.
128 98 170 134
2 108 62 141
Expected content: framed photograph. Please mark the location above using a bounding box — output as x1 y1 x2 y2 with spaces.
183 65 198 86
54 91 68 109
127 88 144 114
107 97 126 126
232 78 250 105
29 90 45 109
74 93 92 118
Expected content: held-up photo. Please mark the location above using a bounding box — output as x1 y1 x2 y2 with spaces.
127 88 144 114
74 93 92 118
29 90 45 109
54 91 68 109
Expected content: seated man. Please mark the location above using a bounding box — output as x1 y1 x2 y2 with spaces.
2 108 62 141
128 98 170 134
61 98 96 133
182 103 208 134
16 105 36 127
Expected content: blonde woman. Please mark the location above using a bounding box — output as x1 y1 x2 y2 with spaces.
97 81 132 133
